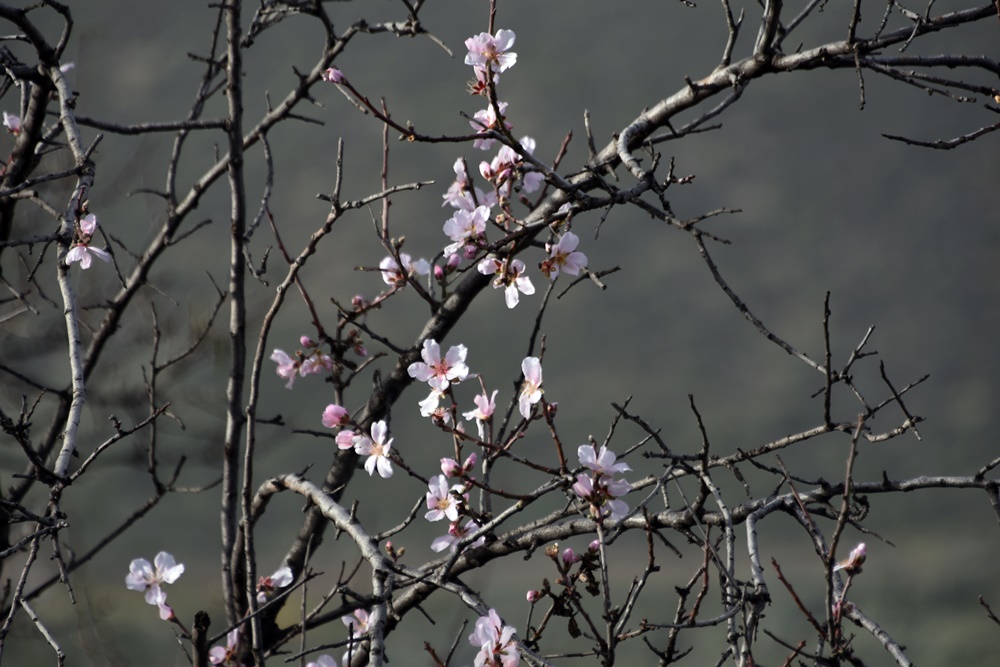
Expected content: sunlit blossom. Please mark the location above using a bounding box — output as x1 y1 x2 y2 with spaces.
256 565 293 604
540 232 588 280
125 551 185 612
518 357 543 419
407 339 470 391
464 29 518 75
356 420 394 478
463 389 498 439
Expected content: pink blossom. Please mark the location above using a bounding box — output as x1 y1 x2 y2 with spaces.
442 158 497 211
431 519 485 553
335 429 358 450
300 351 333 376
573 473 632 522
342 608 370 639
468 608 520 667
157 601 174 621
443 205 490 257
270 349 299 389
322 67 344 83
463 389 498 439
256 565 294 604
407 339 470 391
379 253 430 286
79 213 98 236
125 551 185 611
540 232 588 280
306 656 338 667
65 244 111 269
834 542 867 574
322 404 350 428
425 475 463 522
470 102 511 151
478 255 534 308
578 444 631 476
209 628 242 666
356 420 393 478
518 357 543 419
482 137 542 197
464 29 517 75
3 111 20 135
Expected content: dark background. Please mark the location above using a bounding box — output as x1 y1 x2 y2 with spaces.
1 1 998 665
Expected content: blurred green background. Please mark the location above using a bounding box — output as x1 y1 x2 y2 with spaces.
1 1 998 665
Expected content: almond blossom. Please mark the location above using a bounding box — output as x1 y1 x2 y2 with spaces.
443 205 490 257
209 628 243 666
464 29 518 75
481 137 543 197
425 475 464 522
321 67 344 83
833 542 867 574
470 101 511 151
463 389 498 439
478 255 534 309
379 252 430 286
125 551 185 616
578 444 631 477
407 339 470 391
342 608 370 650
270 339 333 389
431 519 485 553
540 232 588 280
443 157 497 211
572 473 632 522
65 213 111 269
468 609 520 667
256 565 293 604
356 420 394 478
518 357 543 419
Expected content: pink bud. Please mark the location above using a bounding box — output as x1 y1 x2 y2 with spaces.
588 539 600 553
463 244 478 260
561 548 579 566
322 67 344 84
322 404 350 428
441 457 461 477
434 264 445 280
447 253 462 271
352 294 368 310
526 590 541 603
300 335 316 348
463 452 477 471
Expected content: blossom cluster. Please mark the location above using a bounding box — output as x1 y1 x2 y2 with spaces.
571 444 633 522
469 609 520 667
271 336 334 389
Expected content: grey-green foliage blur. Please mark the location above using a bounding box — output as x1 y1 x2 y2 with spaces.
1 1 998 665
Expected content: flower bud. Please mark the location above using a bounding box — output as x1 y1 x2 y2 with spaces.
526 590 541 603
